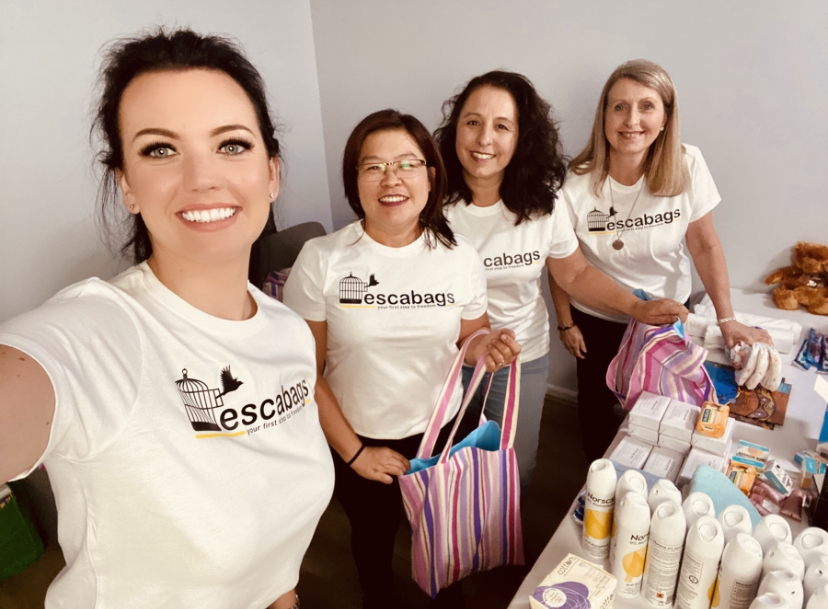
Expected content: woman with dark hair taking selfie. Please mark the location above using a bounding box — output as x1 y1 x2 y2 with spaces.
436 70 686 486
284 109 520 608
0 29 333 609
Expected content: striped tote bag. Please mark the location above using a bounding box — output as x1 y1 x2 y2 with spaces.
606 319 715 410
399 331 524 598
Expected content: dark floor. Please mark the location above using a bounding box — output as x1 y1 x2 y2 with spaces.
0 396 589 609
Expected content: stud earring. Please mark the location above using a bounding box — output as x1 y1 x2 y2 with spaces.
269 192 275 199
129 204 135 211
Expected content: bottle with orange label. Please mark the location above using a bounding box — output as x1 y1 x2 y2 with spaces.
610 492 650 597
583 458 617 561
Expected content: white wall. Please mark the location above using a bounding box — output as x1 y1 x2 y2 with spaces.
0 0 332 323
309 0 828 396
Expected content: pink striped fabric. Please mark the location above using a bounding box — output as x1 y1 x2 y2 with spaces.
400 332 524 598
607 319 715 410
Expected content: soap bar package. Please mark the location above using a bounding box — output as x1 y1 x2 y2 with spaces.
629 391 671 431
660 400 700 442
628 423 659 444
643 446 685 482
731 439 770 473
691 416 735 456
677 447 727 488
529 553 617 609
696 401 730 437
659 434 692 455
609 435 653 469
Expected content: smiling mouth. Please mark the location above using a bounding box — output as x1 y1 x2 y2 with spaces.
620 132 645 140
471 152 494 160
378 195 408 204
180 207 238 223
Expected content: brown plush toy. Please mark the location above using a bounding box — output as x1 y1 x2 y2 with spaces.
765 241 828 315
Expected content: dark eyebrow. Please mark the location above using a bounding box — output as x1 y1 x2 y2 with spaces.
131 124 254 143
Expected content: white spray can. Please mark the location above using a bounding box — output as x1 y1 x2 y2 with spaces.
610 469 648 565
795 528 828 571
583 458 617 561
648 478 682 512
805 556 828 605
682 492 715 533
610 492 651 597
751 592 792 609
642 499 687 607
808 584 828 609
758 569 803 608
754 514 793 555
764 542 806 581
712 533 764 609
718 504 753 545
676 515 725 609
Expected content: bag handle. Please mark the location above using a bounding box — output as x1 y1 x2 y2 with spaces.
416 328 489 460
435 354 520 464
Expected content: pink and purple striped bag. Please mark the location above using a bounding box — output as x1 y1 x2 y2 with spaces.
399 330 524 598
607 319 715 410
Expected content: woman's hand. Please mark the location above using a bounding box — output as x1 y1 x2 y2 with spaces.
720 320 773 350
350 446 410 484
630 299 689 325
467 328 522 372
559 325 587 359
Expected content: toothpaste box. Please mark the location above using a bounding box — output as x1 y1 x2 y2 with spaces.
530 553 617 609
643 446 685 482
660 399 701 442
609 435 653 469
629 391 671 431
691 416 735 457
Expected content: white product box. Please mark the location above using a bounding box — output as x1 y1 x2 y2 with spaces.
660 400 701 442
628 423 659 444
529 553 617 609
609 435 654 469
676 447 727 488
691 416 735 456
659 434 692 455
628 391 671 431
643 446 685 482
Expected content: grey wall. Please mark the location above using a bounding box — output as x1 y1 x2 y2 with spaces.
0 0 332 324
310 0 828 397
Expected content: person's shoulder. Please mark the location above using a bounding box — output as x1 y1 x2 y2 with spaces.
682 143 706 165
302 221 362 254
562 167 592 192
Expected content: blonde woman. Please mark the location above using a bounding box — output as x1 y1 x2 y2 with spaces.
551 59 770 461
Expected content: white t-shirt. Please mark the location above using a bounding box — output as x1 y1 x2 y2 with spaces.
445 200 579 361
282 222 488 439
0 263 334 609
562 144 721 322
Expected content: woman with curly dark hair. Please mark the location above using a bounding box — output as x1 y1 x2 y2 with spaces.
436 71 686 486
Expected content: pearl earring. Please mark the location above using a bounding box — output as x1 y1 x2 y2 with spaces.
269 193 275 199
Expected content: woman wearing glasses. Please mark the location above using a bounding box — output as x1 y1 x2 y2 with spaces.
283 109 519 608
550 59 770 461
435 71 686 485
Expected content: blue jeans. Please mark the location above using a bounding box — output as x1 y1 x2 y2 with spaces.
461 353 549 489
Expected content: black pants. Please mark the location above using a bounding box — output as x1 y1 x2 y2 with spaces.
571 307 628 463
332 407 479 609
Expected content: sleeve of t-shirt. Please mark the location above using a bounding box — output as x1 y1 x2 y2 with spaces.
547 199 580 259
462 244 489 321
0 283 142 478
282 238 328 322
686 145 722 222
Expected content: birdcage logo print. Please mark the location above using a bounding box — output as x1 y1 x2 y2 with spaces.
587 208 610 232
175 369 224 432
338 272 378 304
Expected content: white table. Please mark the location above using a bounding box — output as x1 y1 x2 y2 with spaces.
509 290 828 608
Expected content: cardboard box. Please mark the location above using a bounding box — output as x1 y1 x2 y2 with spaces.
660 399 700 442
691 416 735 456
796 451 828 475
609 435 653 470
763 460 794 495
529 553 617 609
628 423 659 444
659 434 692 455
628 391 671 431
677 447 727 488
731 440 770 474
643 446 685 482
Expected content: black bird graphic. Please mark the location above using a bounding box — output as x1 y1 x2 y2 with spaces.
218 366 243 396
367 274 379 287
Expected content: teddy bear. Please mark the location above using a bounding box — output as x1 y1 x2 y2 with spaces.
765 241 828 315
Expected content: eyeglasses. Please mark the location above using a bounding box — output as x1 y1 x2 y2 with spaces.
356 158 427 180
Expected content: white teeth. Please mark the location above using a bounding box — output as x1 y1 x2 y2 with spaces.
379 195 407 203
181 207 236 223
471 152 493 159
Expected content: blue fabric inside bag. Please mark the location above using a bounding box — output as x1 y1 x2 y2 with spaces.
406 420 502 474
632 288 686 338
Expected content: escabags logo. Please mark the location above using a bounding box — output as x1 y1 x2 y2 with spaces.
174 366 311 439
337 272 455 309
483 250 541 268
586 206 681 234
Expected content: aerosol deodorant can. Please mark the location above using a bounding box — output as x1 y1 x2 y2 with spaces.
642 499 686 607
610 469 648 565
583 458 617 561
676 516 725 609
718 504 753 545
712 533 763 609
682 492 715 533
610 492 651 597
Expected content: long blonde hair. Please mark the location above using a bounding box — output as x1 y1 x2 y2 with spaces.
570 59 690 197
